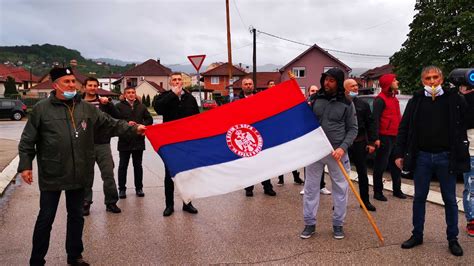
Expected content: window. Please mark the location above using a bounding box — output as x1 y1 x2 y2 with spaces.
127 78 138 87
0 101 13 108
39 92 48 98
292 67 306 78
211 76 219 84
300 87 306 96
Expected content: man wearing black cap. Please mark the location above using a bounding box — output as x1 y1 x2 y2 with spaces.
300 68 357 240
18 67 146 265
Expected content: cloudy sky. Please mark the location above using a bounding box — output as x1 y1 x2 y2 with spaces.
0 0 417 69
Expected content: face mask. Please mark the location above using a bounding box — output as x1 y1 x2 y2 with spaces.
348 91 358 98
63 90 77 100
424 85 442 95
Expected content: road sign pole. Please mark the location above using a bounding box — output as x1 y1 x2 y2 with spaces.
197 71 202 107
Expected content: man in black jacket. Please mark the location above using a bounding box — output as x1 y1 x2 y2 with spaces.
238 78 277 197
116 87 153 198
344 79 377 211
82 77 122 215
154 72 200 216
395 66 470 256
18 67 145 265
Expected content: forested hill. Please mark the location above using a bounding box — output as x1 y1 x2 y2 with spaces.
0 44 133 77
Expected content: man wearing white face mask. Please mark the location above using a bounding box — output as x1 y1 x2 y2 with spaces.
344 79 377 211
394 65 471 256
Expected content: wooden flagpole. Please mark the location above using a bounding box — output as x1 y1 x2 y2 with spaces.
336 160 385 245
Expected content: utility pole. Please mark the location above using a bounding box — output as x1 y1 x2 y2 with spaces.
252 27 257 89
225 0 233 100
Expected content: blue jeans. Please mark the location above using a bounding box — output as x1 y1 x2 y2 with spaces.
412 151 458 241
463 156 474 222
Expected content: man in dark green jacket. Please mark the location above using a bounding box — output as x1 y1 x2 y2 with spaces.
18 67 146 266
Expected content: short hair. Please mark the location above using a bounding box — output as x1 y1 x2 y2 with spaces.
242 77 253 84
84 77 99 86
421 65 443 79
267 80 275 85
308 85 318 92
169 72 182 77
124 86 136 92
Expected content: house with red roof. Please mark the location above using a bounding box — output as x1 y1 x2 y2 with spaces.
118 59 171 92
360 64 394 92
28 67 88 98
134 80 165 99
279 44 351 96
201 62 247 96
0 64 40 97
232 72 282 94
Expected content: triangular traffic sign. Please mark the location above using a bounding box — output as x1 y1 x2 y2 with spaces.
187 55 206 72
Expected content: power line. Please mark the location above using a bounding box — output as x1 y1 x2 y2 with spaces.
256 29 391 58
232 0 248 31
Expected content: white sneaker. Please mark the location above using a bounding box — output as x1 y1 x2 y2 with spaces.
320 187 331 195
300 189 304 195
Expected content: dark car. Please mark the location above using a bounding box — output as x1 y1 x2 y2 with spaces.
0 98 27 121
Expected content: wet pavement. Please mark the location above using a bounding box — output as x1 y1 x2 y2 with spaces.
0 120 473 264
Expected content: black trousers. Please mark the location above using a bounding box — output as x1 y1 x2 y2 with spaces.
373 135 402 195
118 150 144 191
164 167 174 207
245 180 273 192
30 189 84 265
349 140 370 203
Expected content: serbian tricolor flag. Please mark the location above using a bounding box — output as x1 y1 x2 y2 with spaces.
145 79 333 203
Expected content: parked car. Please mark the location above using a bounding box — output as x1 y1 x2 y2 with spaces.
202 99 218 109
0 98 27 121
358 94 412 115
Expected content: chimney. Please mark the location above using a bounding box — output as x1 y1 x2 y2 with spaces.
157 58 160 64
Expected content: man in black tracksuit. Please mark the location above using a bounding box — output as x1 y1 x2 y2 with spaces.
116 87 153 198
344 79 377 212
82 77 122 215
154 72 200 217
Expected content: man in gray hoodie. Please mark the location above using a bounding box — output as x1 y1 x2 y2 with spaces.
300 68 358 240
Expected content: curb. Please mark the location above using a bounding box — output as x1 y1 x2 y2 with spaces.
347 169 464 212
0 155 19 196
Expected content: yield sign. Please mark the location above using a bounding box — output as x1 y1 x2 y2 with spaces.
187 54 206 72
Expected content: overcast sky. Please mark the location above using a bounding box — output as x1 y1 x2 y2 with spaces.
0 0 417 69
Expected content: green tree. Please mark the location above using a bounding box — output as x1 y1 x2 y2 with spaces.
146 95 151 107
4 77 18 97
390 1 473 94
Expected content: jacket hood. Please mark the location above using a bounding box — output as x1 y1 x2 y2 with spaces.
379 74 396 96
318 67 346 101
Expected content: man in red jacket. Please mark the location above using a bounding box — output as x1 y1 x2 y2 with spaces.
372 74 406 201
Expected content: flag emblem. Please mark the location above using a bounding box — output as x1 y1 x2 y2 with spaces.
226 124 263 157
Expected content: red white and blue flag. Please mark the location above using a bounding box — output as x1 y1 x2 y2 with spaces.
145 79 333 203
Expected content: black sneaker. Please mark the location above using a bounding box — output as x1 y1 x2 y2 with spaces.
182 202 198 214
163 206 174 217
67 256 89 266
245 190 254 197
83 201 91 216
401 235 423 249
119 190 126 199
136 189 145 197
360 202 376 212
293 172 304 185
264 188 276 196
300 225 315 239
277 177 284 186
374 193 387 201
393 191 407 199
448 240 463 256
333 225 345 239
106 203 122 213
